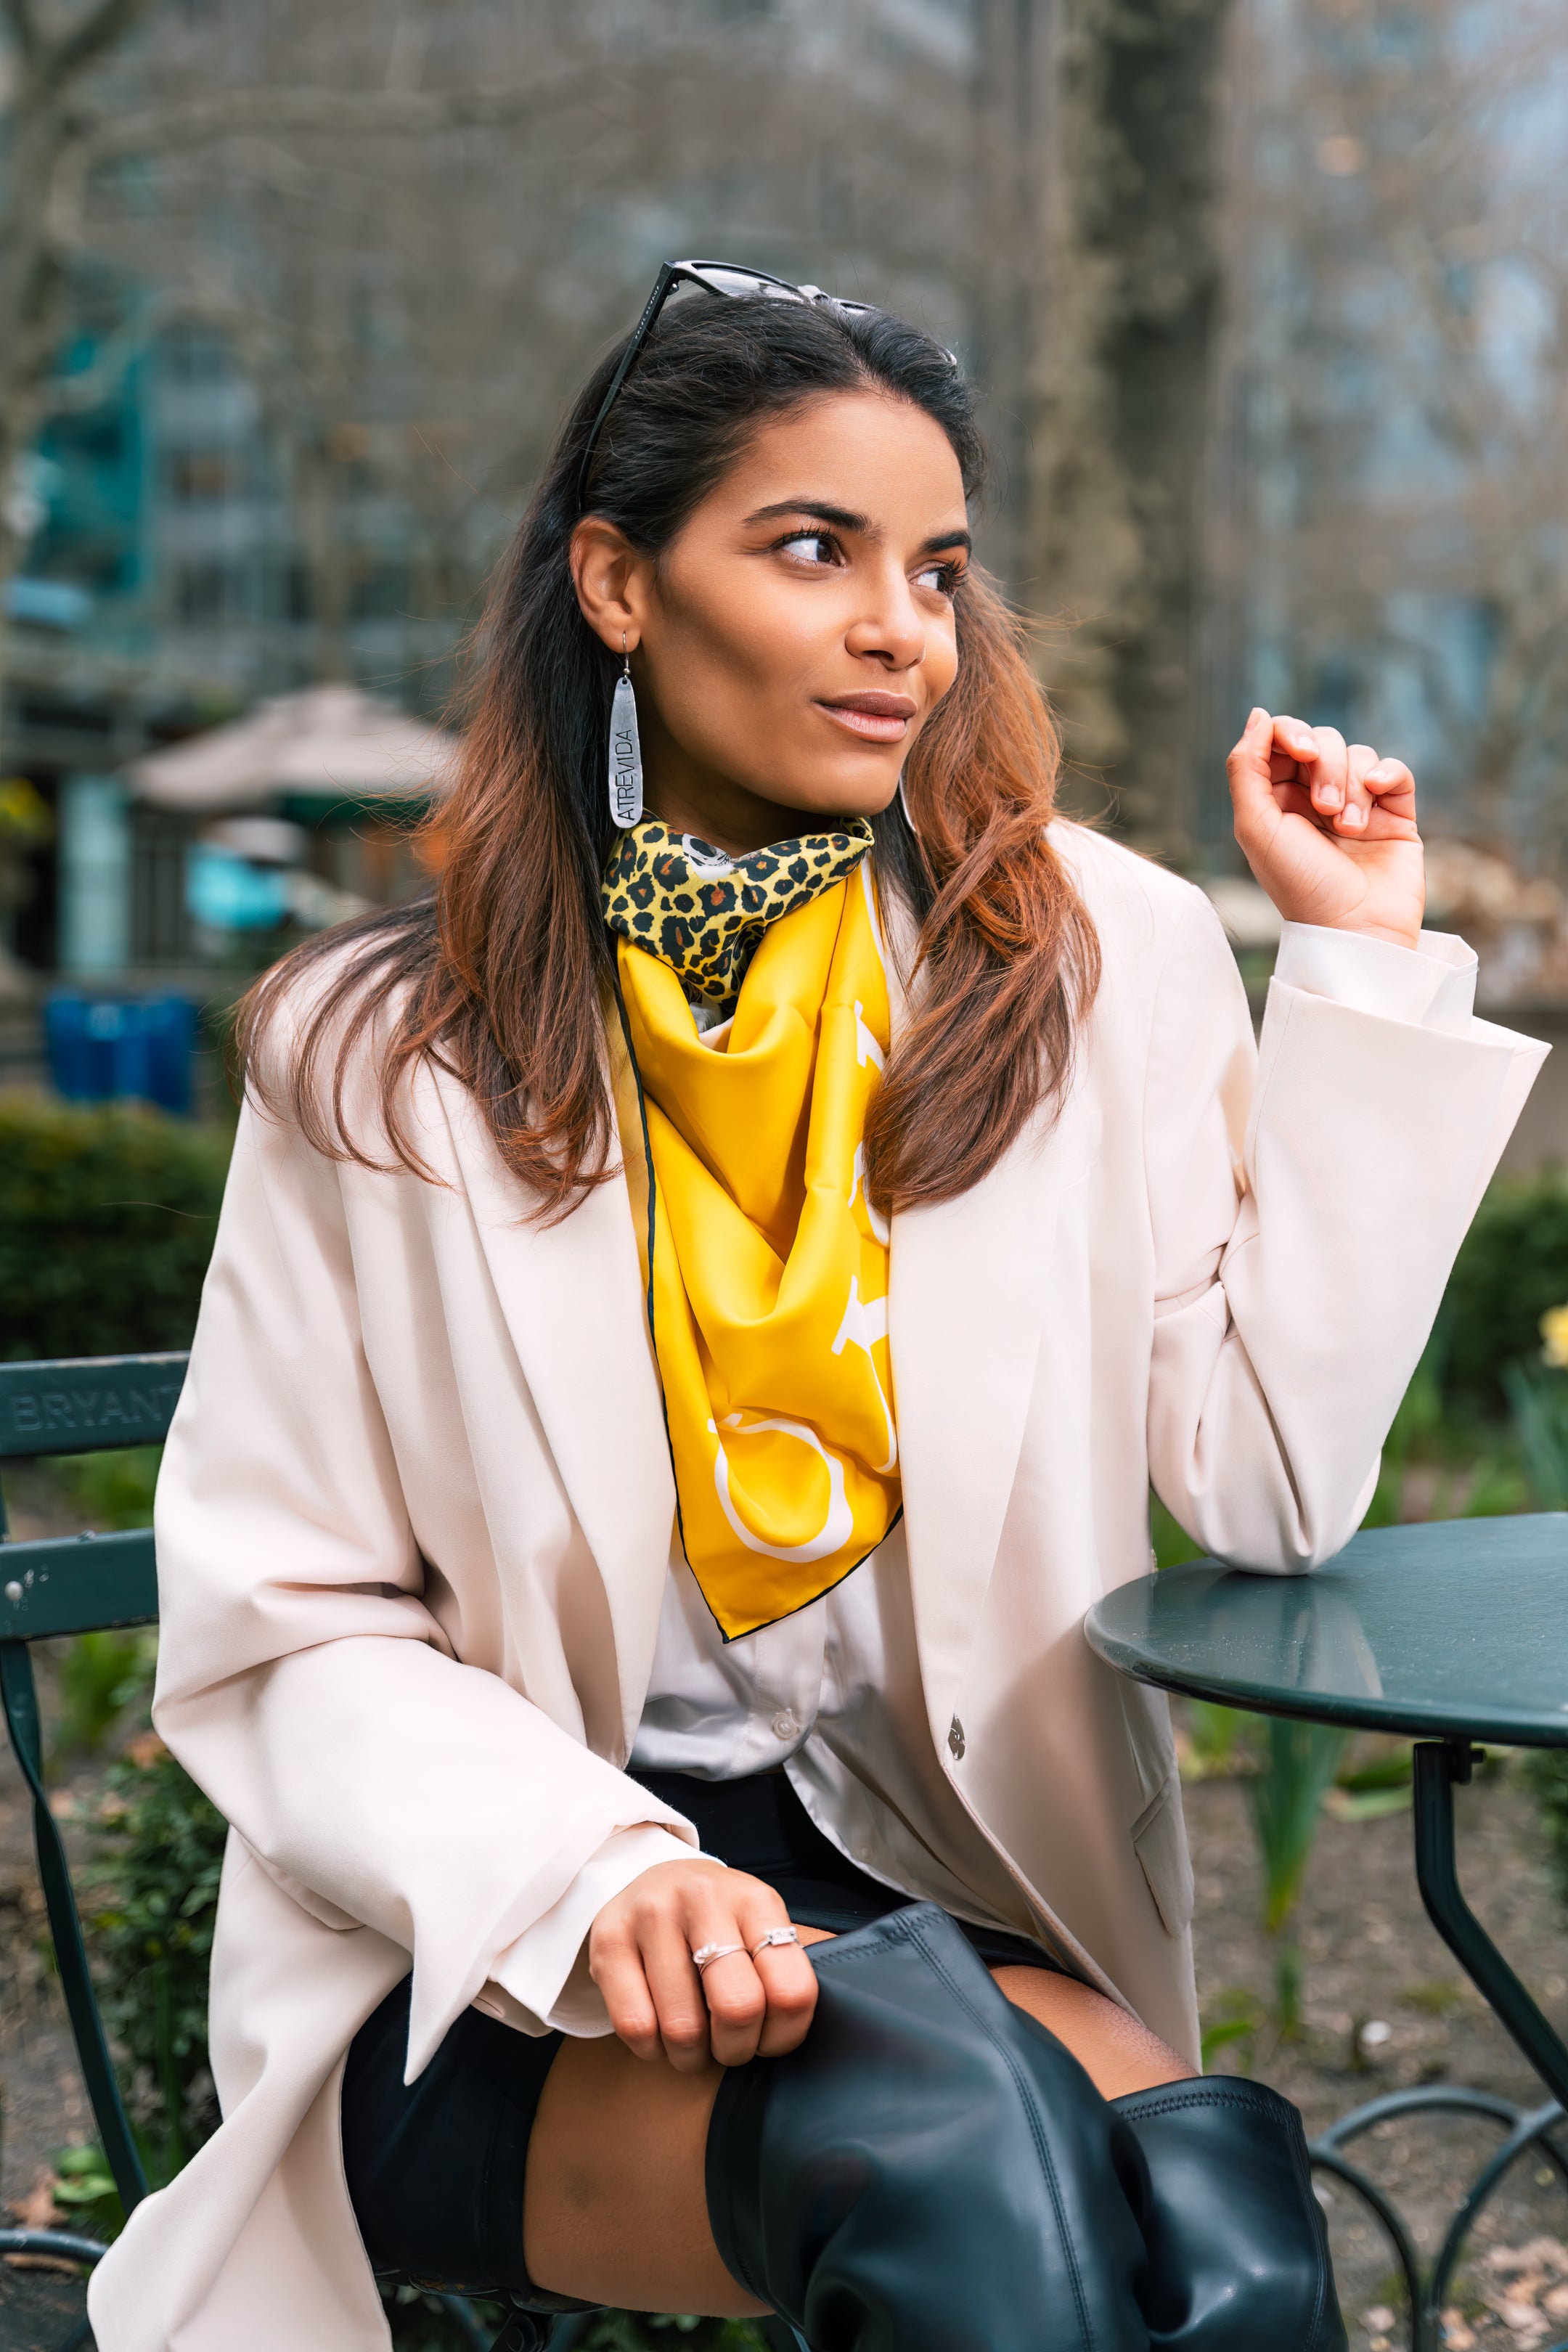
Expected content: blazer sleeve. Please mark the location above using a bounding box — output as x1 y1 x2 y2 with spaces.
1144 898 1548 1572
152 1092 694 2075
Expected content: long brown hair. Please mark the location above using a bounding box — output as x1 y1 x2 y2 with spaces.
238 294 1098 1220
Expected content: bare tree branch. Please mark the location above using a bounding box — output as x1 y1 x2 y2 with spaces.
0 0 41 70
81 63 634 163
44 0 156 93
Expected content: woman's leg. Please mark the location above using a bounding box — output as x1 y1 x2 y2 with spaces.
523 1926 1191 2312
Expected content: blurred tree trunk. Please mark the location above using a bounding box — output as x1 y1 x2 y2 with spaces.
1021 0 1235 861
972 0 1056 596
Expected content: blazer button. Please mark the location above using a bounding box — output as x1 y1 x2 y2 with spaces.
947 1715 965 1760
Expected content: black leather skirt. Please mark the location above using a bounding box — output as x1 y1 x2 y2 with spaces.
340 1765 1059 2302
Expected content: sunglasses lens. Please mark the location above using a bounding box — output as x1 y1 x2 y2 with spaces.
673 261 880 319
682 264 796 301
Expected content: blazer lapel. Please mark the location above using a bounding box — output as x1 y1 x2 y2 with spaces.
889 1105 1068 1746
431 1066 674 1753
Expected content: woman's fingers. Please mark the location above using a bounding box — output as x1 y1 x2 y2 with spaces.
695 1942 769 2070
1339 742 1379 836
588 1860 819 2070
1338 743 1417 838
1226 706 1284 857
1291 720 1349 820
1240 711 1416 841
589 1923 666 2062
701 1883 819 2065
1365 751 1417 824
751 1935 820 2057
643 1910 730 2073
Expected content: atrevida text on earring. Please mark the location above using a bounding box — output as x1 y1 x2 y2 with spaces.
610 635 643 828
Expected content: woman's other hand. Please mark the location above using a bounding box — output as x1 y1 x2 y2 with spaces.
1227 706 1424 952
588 1858 820 2072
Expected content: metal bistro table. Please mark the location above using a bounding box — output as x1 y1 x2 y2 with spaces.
1085 1513 1568 2352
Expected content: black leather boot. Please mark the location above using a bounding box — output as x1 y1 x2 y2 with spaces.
705 1903 1151 2352
1112 2077 1347 2352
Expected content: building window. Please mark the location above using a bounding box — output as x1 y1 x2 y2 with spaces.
171 561 253 623
166 451 243 502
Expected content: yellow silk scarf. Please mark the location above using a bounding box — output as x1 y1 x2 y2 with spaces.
612 860 899 1640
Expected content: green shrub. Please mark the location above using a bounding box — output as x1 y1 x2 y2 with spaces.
52 1442 162 1530
57 1628 158 1757
1504 1362 1568 1508
0 1098 230 1363
1439 1172 1568 1413
1528 1746 1568 1910
88 1740 227 2174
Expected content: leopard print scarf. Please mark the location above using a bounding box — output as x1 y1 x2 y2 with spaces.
601 815 875 1011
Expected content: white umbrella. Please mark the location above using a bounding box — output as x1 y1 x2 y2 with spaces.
128 685 459 812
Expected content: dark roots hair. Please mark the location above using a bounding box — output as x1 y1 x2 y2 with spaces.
238 290 1099 1220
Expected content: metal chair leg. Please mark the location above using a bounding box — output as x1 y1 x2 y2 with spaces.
0 2226 107 2352
1413 1739 1568 2110
423 2293 492 2348
0 1643 149 2213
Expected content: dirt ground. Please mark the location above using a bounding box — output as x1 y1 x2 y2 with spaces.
1191 1763 1568 2349
2 1460 1568 2351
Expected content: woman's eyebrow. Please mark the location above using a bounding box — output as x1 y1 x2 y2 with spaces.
745 498 873 533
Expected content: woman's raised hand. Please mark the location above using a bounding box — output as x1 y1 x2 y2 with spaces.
589 1858 820 2072
1227 707 1425 952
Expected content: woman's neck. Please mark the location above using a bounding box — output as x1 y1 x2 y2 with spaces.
644 772 814 859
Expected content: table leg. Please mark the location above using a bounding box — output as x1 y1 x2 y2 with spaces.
1413 1739 1568 2110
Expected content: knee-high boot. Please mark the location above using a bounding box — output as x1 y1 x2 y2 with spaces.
705 1905 1151 2352
1112 2078 1347 2352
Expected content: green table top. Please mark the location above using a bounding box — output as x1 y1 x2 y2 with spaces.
1084 1514 1568 1747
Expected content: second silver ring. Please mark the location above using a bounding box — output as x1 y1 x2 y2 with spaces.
692 1940 746 1974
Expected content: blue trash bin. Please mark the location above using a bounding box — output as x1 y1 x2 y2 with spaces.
45 995 197 1116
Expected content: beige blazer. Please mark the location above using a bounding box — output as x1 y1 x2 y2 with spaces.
90 827 1545 2351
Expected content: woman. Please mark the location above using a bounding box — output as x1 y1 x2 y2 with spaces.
92 266 1544 2352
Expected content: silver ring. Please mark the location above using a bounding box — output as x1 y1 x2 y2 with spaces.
751 1926 801 1959
691 1940 746 1975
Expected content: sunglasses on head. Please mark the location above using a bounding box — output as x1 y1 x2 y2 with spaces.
575 259 899 516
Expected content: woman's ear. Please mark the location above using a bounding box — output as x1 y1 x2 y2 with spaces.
570 518 652 654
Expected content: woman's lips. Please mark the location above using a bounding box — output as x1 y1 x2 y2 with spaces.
815 693 917 743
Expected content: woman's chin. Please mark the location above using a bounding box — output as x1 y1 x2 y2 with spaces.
759 772 902 829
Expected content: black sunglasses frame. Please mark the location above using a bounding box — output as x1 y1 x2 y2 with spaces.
573 258 878 516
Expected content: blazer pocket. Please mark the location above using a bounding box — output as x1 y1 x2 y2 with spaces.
1130 1772 1196 1940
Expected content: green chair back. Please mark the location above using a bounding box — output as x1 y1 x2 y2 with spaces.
0 1355 185 2219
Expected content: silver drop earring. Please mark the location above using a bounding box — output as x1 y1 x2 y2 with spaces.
897 769 918 836
608 633 643 829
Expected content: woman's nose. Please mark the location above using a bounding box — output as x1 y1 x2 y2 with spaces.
844 575 926 671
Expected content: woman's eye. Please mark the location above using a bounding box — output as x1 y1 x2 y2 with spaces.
914 561 960 596
778 531 838 567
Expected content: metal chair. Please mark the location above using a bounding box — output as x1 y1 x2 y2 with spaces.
0 1353 518 2351
0 1347 181 2341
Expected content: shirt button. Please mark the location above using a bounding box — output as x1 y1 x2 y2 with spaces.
772 1708 801 1741
948 1715 965 1760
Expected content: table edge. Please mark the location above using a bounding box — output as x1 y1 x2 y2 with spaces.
1083 1619 1568 1749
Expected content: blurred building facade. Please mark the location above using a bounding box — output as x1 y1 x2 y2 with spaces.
0 0 1248 1012
0 306 460 996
